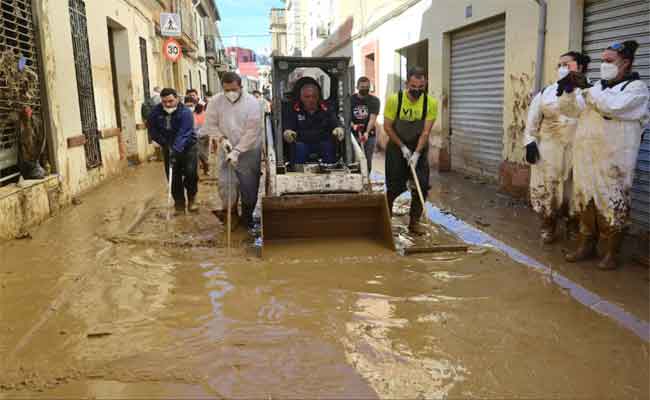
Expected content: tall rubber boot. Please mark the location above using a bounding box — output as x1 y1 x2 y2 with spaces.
565 202 597 262
565 215 580 241
187 196 199 213
540 215 557 244
241 204 254 230
597 214 623 270
408 189 426 236
387 191 400 217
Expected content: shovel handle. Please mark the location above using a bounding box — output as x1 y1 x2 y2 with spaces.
409 162 426 209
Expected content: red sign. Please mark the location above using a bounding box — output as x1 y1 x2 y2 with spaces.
163 38 182 62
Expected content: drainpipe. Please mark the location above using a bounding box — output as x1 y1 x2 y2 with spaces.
532 0 547 94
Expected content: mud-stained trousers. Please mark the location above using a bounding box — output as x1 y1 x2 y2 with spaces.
385 141 429 221
162 144 198 209
217 146 262 228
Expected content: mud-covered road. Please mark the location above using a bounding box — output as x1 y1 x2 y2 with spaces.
1 163 648 399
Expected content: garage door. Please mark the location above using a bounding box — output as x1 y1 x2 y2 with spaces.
0 0 42 183
450 16 505 178
583 0 650 232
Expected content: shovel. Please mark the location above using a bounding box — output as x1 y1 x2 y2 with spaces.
409 161 427 214
226 162 232 256
167 161 173 221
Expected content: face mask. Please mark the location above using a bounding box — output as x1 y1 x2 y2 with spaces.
225 90 241 103
600 62 619 81
409 88 424 99
163 106 176 114
557 66 570 80
359 89 370 96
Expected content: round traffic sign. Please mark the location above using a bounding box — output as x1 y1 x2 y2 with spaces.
163 38 182 62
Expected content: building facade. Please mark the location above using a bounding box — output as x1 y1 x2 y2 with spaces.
286 0 308 56
270 8 288 57
0 0 225 240
310 0 649 235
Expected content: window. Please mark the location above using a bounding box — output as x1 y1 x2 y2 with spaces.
139 37 150 100
69 0 101 168
0 0 43 181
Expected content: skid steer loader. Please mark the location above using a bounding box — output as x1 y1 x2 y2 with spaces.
261 56 394 252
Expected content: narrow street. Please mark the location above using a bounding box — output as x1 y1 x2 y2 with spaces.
1 162 648 399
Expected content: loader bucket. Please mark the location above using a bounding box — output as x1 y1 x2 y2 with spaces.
261 193 395 253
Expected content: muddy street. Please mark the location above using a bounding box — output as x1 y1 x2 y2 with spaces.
0 163 648 399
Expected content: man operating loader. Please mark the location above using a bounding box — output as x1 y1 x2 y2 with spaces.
282 78 345 165
202 72 264 231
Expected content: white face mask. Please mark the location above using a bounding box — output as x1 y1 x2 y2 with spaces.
163 106 176 114
557 66 570 80
225 90 241 103
600 62 619 81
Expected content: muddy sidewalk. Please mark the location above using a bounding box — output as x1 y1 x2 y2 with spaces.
0 162 648 399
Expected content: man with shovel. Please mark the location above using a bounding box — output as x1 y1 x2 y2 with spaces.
383 67 437 235
147 88 198 215
202 72 264 232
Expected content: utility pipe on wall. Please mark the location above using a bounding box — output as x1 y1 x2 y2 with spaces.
533 0 548 94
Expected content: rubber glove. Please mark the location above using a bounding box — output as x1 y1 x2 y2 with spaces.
283 129 297 143
226 149 240 167
525 142 540 164
400 145 412 161
409 151 421 168
332 127 345 142
221 138 233 153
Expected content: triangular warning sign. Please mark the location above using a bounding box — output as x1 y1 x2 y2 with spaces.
165 17 178 32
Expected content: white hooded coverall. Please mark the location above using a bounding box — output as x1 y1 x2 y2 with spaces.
202 92 264 211
524 83 579 218
559 78 650 228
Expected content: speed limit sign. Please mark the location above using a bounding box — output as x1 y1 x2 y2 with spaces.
163 38 182 62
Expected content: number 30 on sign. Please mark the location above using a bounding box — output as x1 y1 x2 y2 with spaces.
163 38 182 62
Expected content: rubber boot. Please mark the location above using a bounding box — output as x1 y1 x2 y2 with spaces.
540 215 557 244
408 190 426 236
597 214 623 270
565 202 597 262
565 215 580 241
187 197 199 213
173 203 185 216
240 204 254 230
387 191 400 217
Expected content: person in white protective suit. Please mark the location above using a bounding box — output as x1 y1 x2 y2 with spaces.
202 72 264 231
558 40 649 270
524 51 591 243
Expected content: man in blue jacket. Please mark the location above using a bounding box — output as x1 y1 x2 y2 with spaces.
147 88 198 215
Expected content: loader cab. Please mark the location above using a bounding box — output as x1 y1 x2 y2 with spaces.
270 57 355 173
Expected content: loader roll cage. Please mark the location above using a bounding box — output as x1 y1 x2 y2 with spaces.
269 57 356 173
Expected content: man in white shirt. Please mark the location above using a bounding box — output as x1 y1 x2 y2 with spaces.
202 72 264 231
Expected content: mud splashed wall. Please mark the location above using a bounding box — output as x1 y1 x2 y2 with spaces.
504 69 534 164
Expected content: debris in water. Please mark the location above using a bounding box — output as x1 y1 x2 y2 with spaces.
404 245 469 255
15 231 32 240
474 218 490 228
86 332 111 339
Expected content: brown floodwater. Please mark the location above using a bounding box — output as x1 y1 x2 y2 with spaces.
0 164 648 399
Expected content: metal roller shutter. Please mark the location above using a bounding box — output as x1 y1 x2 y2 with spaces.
450 16 505 178
583 0 650 232
0 0 42 183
